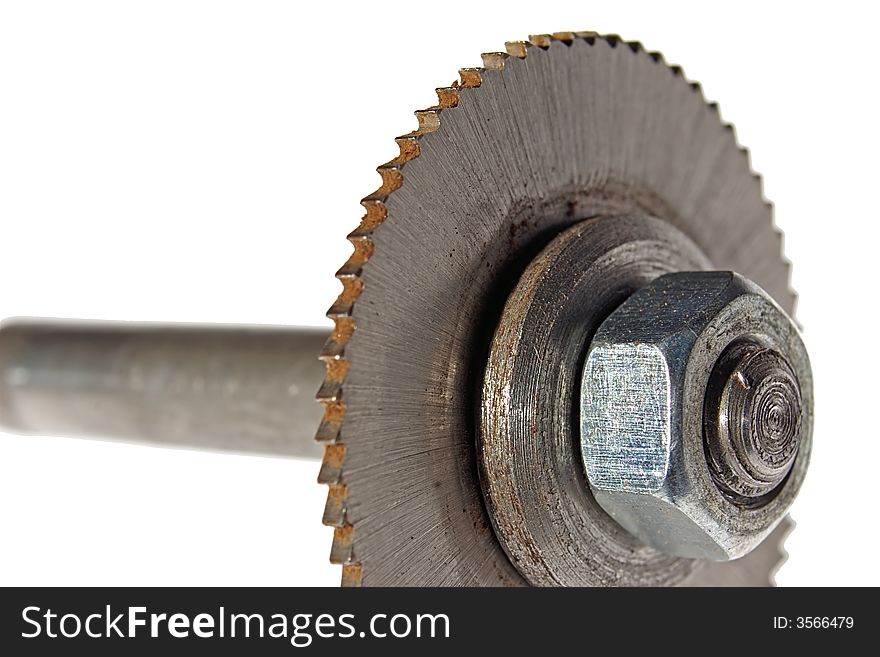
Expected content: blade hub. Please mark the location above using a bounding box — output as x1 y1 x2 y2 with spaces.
480 213 710 586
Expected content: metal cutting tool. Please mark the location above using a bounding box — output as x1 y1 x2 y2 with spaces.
0 32 813 587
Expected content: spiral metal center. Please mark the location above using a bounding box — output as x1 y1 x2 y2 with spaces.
704 341 803 502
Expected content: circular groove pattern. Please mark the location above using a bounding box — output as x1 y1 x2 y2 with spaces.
705 341 803 501
317 32 797 586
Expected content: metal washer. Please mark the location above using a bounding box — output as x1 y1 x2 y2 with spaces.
481 214 710 585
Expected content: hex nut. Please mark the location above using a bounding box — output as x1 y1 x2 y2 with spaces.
580 271 812 561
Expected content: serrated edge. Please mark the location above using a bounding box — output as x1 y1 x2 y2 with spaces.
316 32 794 587
769 517 795 586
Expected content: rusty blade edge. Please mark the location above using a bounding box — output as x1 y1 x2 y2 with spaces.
313 32 793 587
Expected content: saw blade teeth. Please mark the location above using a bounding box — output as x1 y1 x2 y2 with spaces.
348 200 387 238
315 400 344 443
318 338 345 361
316 377 344 405
414 109 441 133
601 33 622 48
321 316 354 356
318 443 346 484
316 356 348 408
530 31 601 48
392 136 421 163
481 52 508 70
505 41 529 58
317 30 795 587
776 238 798 319
363 167 404 200
345 222 375 241
382 138 422 167
317 36 494 585
551 31 575 44
341 564 363 587
663 55 797 327
336 239 374 276
322 484 348 527
319 358 349 386
770 518 795 586
325 301 353 323
434 86 461 108
326 278 362 318
457 67 483 88
528 34 552 49
335 243 372 279
739 144 756 173
330 525 355 565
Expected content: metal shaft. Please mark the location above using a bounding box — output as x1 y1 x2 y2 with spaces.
0 318 328 459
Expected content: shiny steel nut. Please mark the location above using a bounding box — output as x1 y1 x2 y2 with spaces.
580 271 812 561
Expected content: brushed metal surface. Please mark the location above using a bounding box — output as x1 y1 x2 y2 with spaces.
0 318 326 459
582 343 671 493
333 35 796 585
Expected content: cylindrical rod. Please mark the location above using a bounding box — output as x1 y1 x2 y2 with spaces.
0 318 328 459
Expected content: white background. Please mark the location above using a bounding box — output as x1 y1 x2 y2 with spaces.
0 1 876 586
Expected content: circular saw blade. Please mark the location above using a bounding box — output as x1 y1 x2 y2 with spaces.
316 33 795 586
